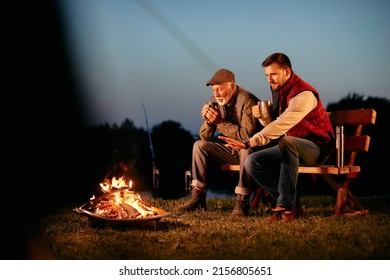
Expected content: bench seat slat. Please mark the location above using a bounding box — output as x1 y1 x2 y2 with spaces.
298 165 361 174
221 164 361 174
221 164 240 171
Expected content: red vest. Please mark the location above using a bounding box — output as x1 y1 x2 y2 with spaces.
279 72 334 148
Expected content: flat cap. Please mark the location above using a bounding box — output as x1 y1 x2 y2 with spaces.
206 68 235 86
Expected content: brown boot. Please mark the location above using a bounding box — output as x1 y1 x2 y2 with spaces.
231 194 250 216
174 187 207 212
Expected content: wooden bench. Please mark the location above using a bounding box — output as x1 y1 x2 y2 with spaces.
222 108 377 217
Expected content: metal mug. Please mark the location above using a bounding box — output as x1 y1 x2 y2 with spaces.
208 101 218 108
259 100 273 125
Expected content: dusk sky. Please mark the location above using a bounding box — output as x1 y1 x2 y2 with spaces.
59 0 390 135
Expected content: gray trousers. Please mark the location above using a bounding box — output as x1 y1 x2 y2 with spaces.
191 139 253 196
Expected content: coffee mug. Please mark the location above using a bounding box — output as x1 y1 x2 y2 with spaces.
259 100 273 125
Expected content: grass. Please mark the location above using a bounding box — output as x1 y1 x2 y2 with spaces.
37 195 390 260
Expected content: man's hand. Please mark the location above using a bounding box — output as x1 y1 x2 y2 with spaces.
252 101 261 119
218 135 245 150
201 103 222 125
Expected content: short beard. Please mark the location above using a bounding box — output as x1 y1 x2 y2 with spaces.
217 86 234 106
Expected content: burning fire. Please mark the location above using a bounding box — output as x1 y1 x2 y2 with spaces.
86 176 158 219
98 176 132 193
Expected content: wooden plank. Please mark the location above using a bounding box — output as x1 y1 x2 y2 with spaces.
222 164 361 174
298 165 360 174
344 136 370 153
328 109 376 126
221 164 240 171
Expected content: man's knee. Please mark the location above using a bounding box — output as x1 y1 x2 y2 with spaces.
278 136 296 152
243 153 255 172
239 148 251 159
193 139 207 153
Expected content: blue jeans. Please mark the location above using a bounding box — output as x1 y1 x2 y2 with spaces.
244 136 323 209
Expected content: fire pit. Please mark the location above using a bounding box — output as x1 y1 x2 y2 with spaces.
73 177 171 229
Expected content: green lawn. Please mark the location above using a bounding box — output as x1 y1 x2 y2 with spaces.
36 195 390 260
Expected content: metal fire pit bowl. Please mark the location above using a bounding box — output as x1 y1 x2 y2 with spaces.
73 191 171 229
74 205 171 229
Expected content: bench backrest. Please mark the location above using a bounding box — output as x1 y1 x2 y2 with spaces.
327 108 376 166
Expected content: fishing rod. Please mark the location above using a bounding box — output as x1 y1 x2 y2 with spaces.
141 96 159 198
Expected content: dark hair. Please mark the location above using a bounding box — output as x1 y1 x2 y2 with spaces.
262 53 292 69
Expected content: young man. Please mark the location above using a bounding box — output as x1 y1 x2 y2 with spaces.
174 68 262 216
219 53 334 222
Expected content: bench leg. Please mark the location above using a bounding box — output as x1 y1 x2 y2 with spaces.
251 187 264 209
336 181 369 216
251 187 276 210
335 187 348 216
320 174 367 216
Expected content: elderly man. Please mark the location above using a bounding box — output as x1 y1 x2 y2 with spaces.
174 68 263 216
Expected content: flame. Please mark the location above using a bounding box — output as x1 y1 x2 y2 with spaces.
99 176 132 193
87 176 156 219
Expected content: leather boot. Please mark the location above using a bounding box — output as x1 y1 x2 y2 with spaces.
231 194 250 216
174 187 207 212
